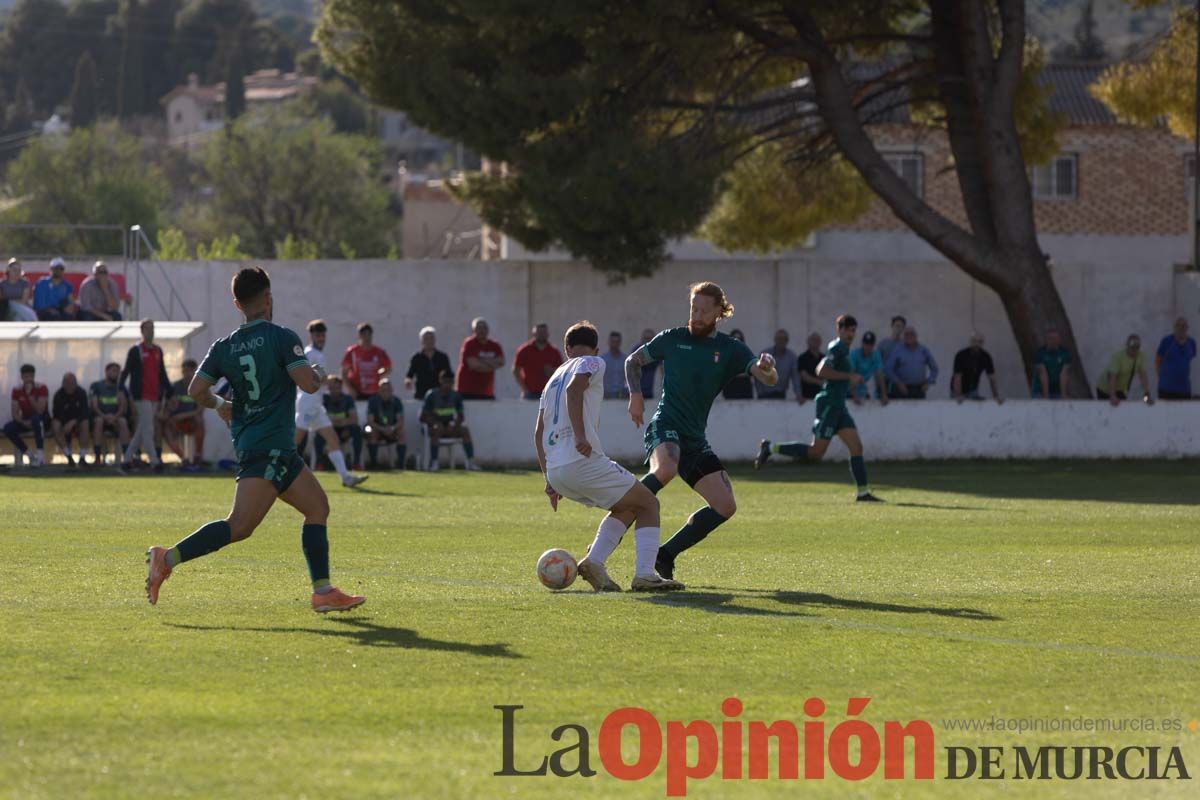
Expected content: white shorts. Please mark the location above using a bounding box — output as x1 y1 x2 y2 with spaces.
295 404 332 432
547 456 637 510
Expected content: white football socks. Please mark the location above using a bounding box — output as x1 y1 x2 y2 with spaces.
585 515 626 566
634 527 661 577
329 449 350 480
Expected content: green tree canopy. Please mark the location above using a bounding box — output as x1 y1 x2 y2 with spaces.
201 107 396 257
319 0 1090 394
69 51 100 128
0 121 168 253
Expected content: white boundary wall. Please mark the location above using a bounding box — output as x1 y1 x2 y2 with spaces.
192 398 1200 464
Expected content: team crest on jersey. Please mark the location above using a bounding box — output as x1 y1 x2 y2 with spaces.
713 351 721 363
293 345 304 357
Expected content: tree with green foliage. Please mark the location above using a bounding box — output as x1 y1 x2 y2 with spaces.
224 38 247 121
0 0 72 118
0 122 168 254
301 78 369 134
202 107 396 258
1093 4 1195 138
320 1 1089 393
69 51 100 128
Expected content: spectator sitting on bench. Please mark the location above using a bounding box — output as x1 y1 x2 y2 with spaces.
366 377 406 469
421 370 479 471
3 257 37 321
52 371 93 466
323 376 365 469
90 362 131 464
4 363 50 467
33 258 78 321
78 260 123 321
164 359 205 469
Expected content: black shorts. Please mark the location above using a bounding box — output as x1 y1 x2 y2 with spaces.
644 421 725 488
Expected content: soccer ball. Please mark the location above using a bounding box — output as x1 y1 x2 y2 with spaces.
537 548 577 590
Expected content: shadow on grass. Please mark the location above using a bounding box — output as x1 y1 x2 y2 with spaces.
726 460 1200 505
347 485 417 497
890 501 991 511
167 619 522 658
772 591 1001 621
634 591 810 618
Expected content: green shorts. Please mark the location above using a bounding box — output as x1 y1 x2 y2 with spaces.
236 448 305 494
643 420 725 488
812 399 856 441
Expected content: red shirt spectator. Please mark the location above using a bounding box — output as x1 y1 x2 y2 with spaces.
512 323 563 399
341 322 392 398
13 378 49 417
457 318 505 399
139 343 162 402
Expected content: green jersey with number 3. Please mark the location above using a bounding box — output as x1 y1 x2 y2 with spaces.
197 319 309 452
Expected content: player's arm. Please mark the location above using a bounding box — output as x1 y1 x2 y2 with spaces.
289 361 324 395
749 353 777 386
533 408 560 511
188 372 232 423
566 372 592 456
624 345 654 426
816 357 862 384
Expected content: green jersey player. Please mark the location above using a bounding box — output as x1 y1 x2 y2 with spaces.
755 314 882 502
623 282 779 580
144 267 366 613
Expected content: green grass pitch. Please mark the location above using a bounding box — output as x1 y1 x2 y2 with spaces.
2 461 1198 798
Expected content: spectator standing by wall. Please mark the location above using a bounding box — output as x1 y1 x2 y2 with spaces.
1097 334 1153 406
886 326 939 399
1031 328 1072 400
638 328 658 399
601 331 628 399
33 258 77 321
421 370 478 470
341 322 392 400
2 258 37 321
877 315 907 380
51 372 93 466
120 319 171 471
366 378 407 469
513 322 564 400
723 329 756 399
952 333 1003 403
755 329 801 401
796 332 825 402
78 261 123 321
849 331 889 405
1156 317 1196 401
90 362 130 464
457 317 505 400
4 363 49 467
404 326 452 400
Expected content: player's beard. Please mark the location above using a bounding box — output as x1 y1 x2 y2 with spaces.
688 319 716 337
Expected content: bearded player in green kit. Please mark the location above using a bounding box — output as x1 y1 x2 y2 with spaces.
623 282 779 581
144 266 366 613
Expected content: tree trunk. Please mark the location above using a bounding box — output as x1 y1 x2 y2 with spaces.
994 251 1090 398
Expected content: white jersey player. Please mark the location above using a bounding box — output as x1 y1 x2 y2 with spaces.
294 320 367 488
534 321 682 592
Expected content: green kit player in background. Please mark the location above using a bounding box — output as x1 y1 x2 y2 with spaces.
755 314 882 503
624 281 779 580
145 266 366 613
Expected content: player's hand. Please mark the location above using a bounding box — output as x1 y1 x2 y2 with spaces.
575 437 592 457
544 480 561 511
216 401 233 424
628 395 644 428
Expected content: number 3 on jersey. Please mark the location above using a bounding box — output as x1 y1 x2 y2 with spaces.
239 354 261 400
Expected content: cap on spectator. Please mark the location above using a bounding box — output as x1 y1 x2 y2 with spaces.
7 257 20 268
862 331 877 344
357 322 373 334
419 325 436 337
50 257 65 269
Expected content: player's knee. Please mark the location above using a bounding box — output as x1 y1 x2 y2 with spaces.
654 461 678 483
308 496 330 524
711 497 737 519
227 516 255 542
